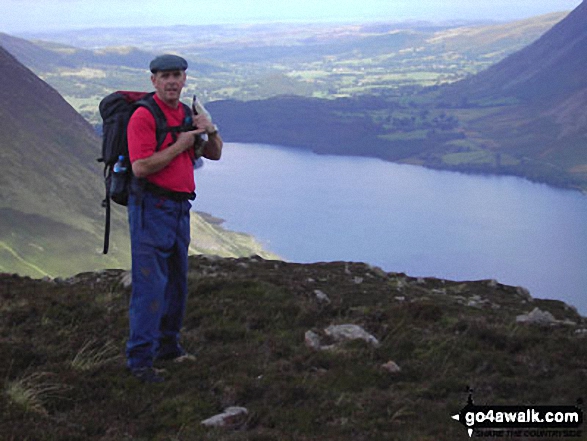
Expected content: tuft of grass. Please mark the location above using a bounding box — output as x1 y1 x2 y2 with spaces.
5 372 70 416
71 338 122 372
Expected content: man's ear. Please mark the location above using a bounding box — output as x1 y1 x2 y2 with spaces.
151 74 157 86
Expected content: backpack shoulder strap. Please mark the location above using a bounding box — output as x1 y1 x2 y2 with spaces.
135 93 169 151
181 102 192 121
135 95 194 152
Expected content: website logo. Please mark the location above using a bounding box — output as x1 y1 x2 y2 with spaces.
451 390 583 438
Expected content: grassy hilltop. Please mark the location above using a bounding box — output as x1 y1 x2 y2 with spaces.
1 255 585 440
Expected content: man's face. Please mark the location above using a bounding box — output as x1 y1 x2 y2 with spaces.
151 70 186 106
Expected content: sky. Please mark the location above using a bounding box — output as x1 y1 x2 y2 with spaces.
1 0 583 33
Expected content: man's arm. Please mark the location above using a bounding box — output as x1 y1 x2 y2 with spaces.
192 112 223 161
202 132 223 160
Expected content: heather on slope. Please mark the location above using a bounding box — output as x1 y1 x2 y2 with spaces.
1 256 585 440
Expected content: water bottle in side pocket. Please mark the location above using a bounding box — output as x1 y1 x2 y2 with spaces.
110 155 130 205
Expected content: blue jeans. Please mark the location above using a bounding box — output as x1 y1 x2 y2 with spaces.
126 190 192 369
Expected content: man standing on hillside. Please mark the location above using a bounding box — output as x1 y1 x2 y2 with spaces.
126 54 223 383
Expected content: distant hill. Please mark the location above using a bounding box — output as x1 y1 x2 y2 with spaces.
425 11 569 61
0 32 224 75
0 32 155 71
0 47 276 278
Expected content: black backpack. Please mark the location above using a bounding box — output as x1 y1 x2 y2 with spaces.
98 91 193 254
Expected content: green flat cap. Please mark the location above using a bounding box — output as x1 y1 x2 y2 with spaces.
149 54 188 73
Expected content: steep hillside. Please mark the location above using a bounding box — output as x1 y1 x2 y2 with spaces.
1 256 585 439
0 45 122 276
438 1 587 188
444 3 586 102
0 47 276 277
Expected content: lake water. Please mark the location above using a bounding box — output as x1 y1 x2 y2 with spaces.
193 143 587 315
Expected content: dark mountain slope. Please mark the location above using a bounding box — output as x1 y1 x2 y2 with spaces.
0 46 130 276
444 2 587 103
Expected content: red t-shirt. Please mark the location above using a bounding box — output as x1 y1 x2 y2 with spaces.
127 94 195 193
